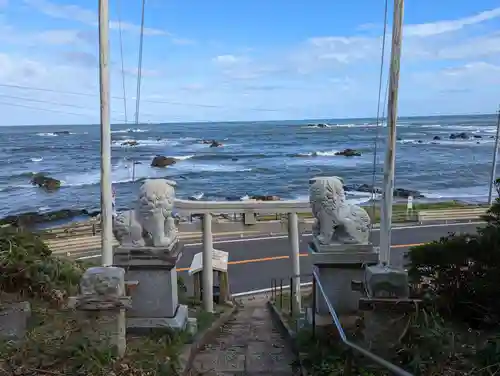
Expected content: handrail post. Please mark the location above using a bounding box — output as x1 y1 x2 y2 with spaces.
202 213 214 312
288 212 302 313
312 275 316 339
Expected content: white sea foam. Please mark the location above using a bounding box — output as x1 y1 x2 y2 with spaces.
112 138 180 147
296 150 340 157
398 138 494 146
169 155 194 161
31 157 43 162
111 128 149 134
58 158 251 188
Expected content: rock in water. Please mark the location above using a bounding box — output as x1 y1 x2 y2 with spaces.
335 148 362 157
121 140 139 146
30 173 61 191
151 155 177 167
209 140 223 148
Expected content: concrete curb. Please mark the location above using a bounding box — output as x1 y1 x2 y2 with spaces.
177 303 238 376
267 300 308 376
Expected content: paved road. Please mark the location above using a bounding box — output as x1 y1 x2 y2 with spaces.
76 222 482 294
179 222 482 294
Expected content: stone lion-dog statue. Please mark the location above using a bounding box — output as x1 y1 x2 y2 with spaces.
309 176 371 245
113 179 178 249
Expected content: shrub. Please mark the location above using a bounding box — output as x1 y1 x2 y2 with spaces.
408 178 500 328
0 227 86 302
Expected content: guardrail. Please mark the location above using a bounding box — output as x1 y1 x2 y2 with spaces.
417 207 487 224
40 200 420 240
269 272 412 375
312 270 412 375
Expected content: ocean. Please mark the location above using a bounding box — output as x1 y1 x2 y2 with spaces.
0 114 497 218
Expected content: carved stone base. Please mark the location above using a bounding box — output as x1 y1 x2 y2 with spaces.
127 304 188 333
362 265 410 356
308 240 378 315
0 301 31 341
113 242 184 321
365 264 409 298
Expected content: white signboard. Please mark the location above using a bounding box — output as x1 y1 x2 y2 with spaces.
188 249 229 276
407 195 413 210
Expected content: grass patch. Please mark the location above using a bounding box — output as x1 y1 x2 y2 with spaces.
0 227 230 375
294 310 500 376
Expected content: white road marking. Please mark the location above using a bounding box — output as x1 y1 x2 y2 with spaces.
183 221 483 247
75 221 483 259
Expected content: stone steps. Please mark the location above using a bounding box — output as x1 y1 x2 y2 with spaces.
190 303 300 375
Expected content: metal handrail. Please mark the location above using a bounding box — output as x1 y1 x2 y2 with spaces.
312 269 413 376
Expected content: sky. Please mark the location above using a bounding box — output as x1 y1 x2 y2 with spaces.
0 0 499 126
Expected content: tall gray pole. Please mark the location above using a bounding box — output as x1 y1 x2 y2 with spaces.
134 0 146 125
379 0 404 266
488 107 500 205
98 0 114 266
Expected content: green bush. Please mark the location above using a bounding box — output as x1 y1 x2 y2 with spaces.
0 227 86 302
408 178 500 328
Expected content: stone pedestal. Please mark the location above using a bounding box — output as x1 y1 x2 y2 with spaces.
68 266 131 357
361 264 411 356
113 241 188 331
309 239 379 317
0 301 31 341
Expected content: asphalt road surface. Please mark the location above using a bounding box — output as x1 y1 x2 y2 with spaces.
76 222 482 294
178 222 482 294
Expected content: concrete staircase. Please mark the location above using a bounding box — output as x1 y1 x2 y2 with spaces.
189 302 300 375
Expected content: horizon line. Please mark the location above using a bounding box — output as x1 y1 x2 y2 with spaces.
0 111 496 127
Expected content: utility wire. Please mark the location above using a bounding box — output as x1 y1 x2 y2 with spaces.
134 0 146 125
0 99 122 122
369 0 390 234
0 83 287 112
116 0 128 123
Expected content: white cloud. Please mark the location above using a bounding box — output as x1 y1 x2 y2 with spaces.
23 0 167 36
291 8 500 74
1 5 500 125
212 54 242 65
405 7 500 37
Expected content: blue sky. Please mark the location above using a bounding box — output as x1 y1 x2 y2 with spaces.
0 0 499 125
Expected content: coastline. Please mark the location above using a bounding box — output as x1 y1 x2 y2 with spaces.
1 197 488 230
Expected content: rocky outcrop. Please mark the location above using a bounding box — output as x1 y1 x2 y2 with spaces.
210 140 223 148
199 139 223 147
53 131 70 135
151 155 176 167
433 136 441 140
343 184 424 198
449 132 468 140
121 140 138 146
30 173 61 191
0 209 91 228
307 123 329 128
335 148 361 157
473 135 482 139
250 195 280 201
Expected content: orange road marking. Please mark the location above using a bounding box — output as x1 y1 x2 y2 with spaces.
176 242 424 272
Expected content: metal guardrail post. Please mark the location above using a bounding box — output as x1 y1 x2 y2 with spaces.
279 279 283 308
345 349 353 376
312 276 316 339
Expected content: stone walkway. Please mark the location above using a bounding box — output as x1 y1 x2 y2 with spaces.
190 303 299 375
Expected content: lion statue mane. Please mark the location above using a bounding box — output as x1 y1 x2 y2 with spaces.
309 176 371 245
113 179 178 249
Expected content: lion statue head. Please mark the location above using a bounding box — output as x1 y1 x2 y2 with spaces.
137 179 176 219
309 176 346 216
